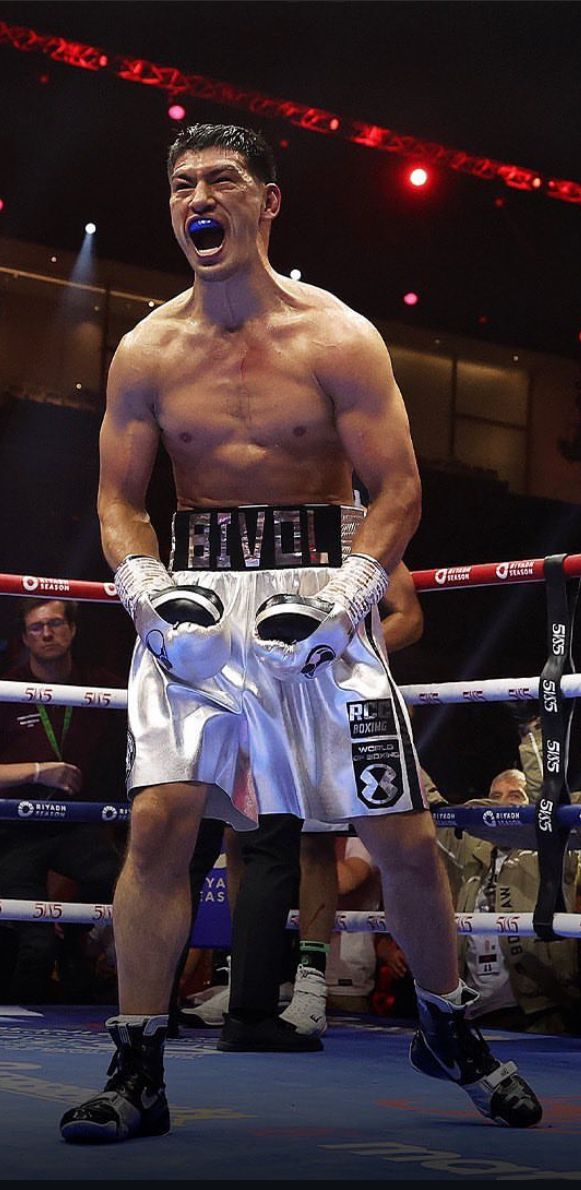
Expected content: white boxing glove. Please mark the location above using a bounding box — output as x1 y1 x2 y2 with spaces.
115 555 230 683
254 553 388 681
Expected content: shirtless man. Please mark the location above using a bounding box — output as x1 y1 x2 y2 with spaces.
60 123 541 1142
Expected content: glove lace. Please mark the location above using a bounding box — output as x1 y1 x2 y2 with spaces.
323 553 388 628
114 556 174 619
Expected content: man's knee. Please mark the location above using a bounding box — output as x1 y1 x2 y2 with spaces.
127 787 202 874
359 812 440 875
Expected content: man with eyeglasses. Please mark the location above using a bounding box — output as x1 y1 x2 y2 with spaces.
0 599 125 1004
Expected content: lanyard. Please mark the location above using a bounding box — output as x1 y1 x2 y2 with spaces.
36 703 73 761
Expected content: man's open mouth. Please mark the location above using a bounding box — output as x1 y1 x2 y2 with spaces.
187 217 225 256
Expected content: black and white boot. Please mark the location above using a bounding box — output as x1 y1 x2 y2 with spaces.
410 984 542 1128
60 1015 170 1143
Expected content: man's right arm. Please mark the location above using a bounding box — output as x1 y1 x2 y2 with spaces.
100 335 231 683
97 334 162 571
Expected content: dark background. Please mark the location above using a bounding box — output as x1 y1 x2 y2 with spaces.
0 1 579 356
0 2 579 797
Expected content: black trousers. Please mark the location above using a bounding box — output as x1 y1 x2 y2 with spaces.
0 825 121 1003
174 813 302 1021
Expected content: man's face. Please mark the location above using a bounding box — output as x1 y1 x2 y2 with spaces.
489 779 529 806
169 147 280 280
23 602 75 663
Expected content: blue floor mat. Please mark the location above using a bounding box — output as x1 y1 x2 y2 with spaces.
0 1006 581 1180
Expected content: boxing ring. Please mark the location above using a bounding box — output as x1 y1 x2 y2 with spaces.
0 554 581 1180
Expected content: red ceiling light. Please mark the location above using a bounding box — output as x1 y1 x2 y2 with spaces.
168 103 186 121
403 292 419 306
0 18 579 203
409 167 428 188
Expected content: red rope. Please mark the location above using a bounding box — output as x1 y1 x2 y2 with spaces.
1 554 581 601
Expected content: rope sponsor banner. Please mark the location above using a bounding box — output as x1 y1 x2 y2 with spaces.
0 799 130 822
0 681 127 709
402 675 581 704
1 554 581 604
0 572 118 601
411 555 581 592
1 799 580 830
2 899 581 938
0 899 113 923
0 674 580 711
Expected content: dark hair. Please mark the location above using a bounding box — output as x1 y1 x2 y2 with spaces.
19 598 78 633
167 123 277 185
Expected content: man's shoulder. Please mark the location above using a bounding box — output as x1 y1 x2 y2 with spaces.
116 290 192 355
291 279 378 332
287 279 387 369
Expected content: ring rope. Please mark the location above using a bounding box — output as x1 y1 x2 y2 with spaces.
1 552 581 604
0 680 127 708
401 675 581 704
0 574 118 602
2 898 581 938
0 799 130 822
1 674 580 710
1 557 578 946
0 799 580 830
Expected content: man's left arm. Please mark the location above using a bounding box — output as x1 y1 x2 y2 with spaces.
253 318 421 679
322 316 421 574
380 562 423 653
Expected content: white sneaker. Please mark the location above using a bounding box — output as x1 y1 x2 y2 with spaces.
180 981 293 1026
179 985 230 1026
280 964 328 1036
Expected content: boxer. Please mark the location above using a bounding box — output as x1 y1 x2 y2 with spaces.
61 123 541 1142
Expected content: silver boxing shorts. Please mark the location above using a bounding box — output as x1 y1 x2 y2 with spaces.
126 504 427 830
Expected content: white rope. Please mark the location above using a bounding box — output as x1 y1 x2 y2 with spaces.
401 674 581 705
293 910 581 937
0 899 112 923
0 673 579 710
0 680 127 709
2 900 581 937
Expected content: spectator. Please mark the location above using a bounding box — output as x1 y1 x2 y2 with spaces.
516 709 543 803
325 835 382 1015
0 598 126 1003
435 768 581 1034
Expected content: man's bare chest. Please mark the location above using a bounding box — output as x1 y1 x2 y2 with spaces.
156 331 331 445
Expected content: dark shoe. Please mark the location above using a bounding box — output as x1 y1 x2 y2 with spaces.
60 1015 170 1143
217 1013 324 1052
410 988 542 1128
